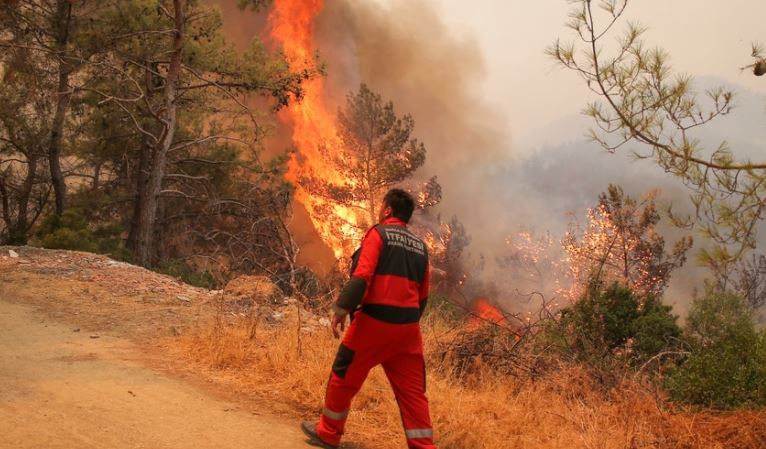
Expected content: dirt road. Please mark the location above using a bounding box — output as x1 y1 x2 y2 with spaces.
0 298 306 449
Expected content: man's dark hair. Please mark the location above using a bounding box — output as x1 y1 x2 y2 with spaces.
383 188 416 223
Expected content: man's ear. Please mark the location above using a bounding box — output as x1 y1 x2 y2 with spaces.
384 206 392 218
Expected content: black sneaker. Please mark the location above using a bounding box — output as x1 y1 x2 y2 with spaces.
300 421 338 449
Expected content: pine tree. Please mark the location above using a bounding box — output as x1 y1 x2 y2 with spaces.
300 83 427 229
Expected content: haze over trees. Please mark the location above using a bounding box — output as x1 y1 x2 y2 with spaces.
538 2 766 409
547 0 766 289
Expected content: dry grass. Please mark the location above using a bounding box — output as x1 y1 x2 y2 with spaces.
167 308 766 449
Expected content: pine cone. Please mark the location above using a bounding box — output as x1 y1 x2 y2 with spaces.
754 60 766 77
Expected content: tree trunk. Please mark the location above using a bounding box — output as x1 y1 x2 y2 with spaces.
92 159 101 191
5 152 39 244
366 139 375 226
127 61 158 253
48 0 74 216
0 178 10 239
0 177 9 228
126 132 153 252
133 0 186 267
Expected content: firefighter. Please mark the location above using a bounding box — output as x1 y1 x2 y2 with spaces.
301 189 437 449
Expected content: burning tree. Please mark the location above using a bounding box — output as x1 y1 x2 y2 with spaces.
268 2 437 258
411 212 470 292
563 185 692 301
299 83 427 230
497 230 570 301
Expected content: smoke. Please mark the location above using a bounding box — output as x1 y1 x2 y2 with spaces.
315 0 766 311
484 78 766 314
204 0 765 314
314 0 511 251
204 0 513 274
201 1 267 50
493 135 704 314
311 0 705 310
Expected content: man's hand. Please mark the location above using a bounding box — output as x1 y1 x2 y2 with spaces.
331 312 347 339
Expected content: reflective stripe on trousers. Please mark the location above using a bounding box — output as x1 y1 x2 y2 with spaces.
322 407 349 421
405 428 433 439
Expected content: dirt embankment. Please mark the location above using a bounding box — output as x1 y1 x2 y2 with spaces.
0 246 309 449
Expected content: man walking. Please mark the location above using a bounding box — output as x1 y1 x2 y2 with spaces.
301 189 437 449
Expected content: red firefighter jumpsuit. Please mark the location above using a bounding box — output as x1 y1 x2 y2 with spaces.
316 217 436 449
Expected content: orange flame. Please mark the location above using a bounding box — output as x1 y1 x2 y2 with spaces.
268 0 362 258
467 297 506 329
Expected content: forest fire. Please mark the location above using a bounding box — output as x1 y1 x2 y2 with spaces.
467 297 507 329
268 0 362 258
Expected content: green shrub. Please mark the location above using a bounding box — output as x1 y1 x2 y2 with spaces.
37 208 98 252
665 289 766 409
631 296 682 356
41 227 98 252
156 259 218 290
36 208 127 258
558 281 680 365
